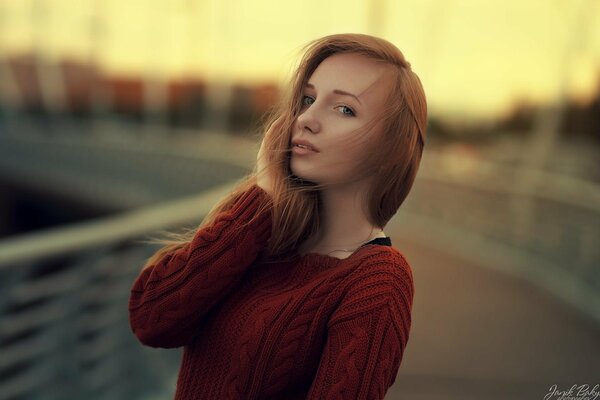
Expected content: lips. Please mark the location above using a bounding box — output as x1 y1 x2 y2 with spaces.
291 138 320 152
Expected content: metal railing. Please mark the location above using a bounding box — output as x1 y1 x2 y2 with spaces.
402 149 600 326
0 180 241 400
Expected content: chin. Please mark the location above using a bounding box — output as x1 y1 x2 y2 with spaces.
289 173 318 186
289 158 326 187
288 165 320 187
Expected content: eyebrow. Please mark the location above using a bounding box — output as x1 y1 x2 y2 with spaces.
305 82 362 105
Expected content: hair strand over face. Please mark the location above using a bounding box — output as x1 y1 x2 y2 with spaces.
139 32 427 268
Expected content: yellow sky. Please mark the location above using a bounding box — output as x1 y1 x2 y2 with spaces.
1 0 599 121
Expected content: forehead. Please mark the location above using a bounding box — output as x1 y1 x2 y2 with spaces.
307 52 393 107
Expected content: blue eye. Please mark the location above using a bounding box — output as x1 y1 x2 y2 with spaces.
338 105 356 117
302 95 314 106
301 95 356 117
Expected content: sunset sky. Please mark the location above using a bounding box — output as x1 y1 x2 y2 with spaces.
1 0 599 121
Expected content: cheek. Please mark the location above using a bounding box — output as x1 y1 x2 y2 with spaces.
330 145 359 164
319 144 365 177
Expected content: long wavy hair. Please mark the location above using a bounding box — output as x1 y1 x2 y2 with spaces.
139 32 427 269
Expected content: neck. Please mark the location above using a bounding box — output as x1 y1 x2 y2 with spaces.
308 179 385 252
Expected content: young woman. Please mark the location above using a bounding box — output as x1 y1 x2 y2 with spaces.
129 33 427 400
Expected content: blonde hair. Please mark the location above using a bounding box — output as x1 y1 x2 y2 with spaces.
140 32 427 268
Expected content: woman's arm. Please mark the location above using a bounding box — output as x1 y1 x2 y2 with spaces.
128 183 273 348
306 253 415 399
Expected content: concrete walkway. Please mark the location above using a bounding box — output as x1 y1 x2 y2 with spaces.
387 235 600 399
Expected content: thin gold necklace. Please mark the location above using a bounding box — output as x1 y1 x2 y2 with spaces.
324 230 385 256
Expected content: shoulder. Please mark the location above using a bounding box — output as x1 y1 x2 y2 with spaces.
329 246 414 326
351 245 414 289
345 246 414 305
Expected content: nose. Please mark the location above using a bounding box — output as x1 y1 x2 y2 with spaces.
296 107 321 134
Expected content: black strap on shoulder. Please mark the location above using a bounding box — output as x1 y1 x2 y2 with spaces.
361 236 392 247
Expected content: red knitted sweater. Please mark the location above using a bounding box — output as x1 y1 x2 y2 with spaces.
128 183 415 400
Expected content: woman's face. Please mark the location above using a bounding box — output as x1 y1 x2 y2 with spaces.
290 52 393 186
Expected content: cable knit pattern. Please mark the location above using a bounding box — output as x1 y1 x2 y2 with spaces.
128 183 274 348
128 183 415 400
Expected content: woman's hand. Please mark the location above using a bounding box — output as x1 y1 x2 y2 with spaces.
256 116 284 197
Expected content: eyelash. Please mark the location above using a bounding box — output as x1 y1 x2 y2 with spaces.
301 95 356 117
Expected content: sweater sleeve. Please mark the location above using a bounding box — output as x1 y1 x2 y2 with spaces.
306 253 415 400
128 183 274 349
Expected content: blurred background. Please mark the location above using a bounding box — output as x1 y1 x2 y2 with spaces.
0 0 598 399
